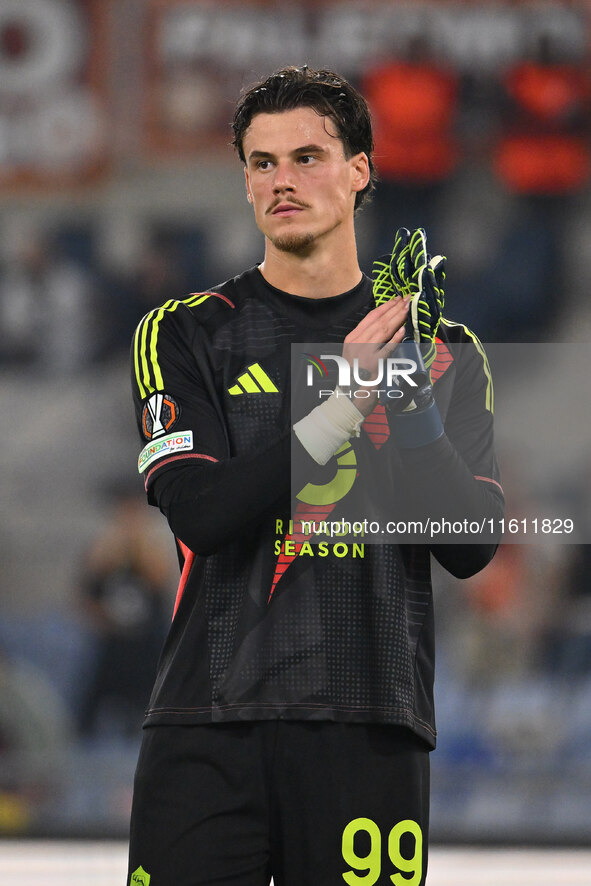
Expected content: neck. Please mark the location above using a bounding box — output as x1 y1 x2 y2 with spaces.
259 226 362 299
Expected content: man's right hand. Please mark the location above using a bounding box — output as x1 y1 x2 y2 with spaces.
341 294 410 416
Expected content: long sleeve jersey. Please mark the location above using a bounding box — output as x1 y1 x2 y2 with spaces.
131 266 503 748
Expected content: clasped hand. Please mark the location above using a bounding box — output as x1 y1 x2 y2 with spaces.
341 296 410 417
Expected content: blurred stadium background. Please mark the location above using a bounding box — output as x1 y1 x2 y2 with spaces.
1 0 591 879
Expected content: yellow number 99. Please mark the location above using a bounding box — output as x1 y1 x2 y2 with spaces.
341 818 423 886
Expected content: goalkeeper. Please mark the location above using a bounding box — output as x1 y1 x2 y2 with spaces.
127 66 504 886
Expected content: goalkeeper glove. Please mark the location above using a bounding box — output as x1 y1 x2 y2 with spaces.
372 227 446 369
371 228 446 447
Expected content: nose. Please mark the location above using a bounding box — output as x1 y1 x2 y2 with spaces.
272 160 296 194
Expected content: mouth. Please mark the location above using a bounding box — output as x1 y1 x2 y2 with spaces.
269 201 307 217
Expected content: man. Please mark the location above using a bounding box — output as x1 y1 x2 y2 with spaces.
128 66 503 886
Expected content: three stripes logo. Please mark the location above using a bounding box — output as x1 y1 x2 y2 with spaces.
228 363 279 395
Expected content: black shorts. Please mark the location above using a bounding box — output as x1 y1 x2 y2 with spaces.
127 721 430 886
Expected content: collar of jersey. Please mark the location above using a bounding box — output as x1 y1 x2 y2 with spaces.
254 266 371 329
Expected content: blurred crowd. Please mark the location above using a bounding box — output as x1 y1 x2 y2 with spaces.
1 28 591 839
1 32 590 372
0 224 198 374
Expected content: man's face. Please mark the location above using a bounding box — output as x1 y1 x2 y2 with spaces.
242 107 368 255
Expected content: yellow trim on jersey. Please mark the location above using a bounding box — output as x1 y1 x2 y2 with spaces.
133 293 216 398
440 318 494 413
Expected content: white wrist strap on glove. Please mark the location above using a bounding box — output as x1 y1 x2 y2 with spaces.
293 389 364 465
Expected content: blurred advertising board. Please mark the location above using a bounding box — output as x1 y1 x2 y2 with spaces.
0 0 110 188
143 0 588 156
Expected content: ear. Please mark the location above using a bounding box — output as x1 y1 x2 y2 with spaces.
244 167 253 204
350 152 370 196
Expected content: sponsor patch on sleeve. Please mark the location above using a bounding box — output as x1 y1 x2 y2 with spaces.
138 430 193 474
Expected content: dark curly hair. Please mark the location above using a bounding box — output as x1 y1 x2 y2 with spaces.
232 65 376 211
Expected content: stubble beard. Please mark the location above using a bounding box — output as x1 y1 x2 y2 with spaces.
270 230 317 255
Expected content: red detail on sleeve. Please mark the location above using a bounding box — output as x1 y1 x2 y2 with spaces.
430 339 454 382
474 475 504 495
145 452 219 489
190 291 236 309
173 540 195 620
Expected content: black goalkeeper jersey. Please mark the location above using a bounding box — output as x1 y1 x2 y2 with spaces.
131 266 503 748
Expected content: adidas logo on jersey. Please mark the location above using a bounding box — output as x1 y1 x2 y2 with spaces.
228 363 279 395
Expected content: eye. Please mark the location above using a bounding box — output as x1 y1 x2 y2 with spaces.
298 155 315 165
256 159 272 170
